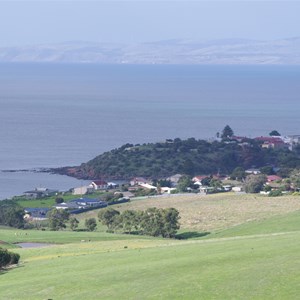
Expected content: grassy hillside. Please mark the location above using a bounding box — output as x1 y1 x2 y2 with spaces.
78 193 300 232
1 228 300 299
2 194 300 299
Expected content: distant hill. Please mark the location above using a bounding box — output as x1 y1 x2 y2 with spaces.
55 138 300 180
1 38 300 64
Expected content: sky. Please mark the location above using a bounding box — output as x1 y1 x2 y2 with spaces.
0 1 300 47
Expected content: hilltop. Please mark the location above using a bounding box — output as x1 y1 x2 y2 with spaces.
55 136 300 180
1 37 300 64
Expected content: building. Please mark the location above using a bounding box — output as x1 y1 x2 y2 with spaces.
255 137 288 149
72 185 94 195
130 177 149 186
90 180 108 190
166 174 183 187
54 197 107 211
23 187 58 199
24 208 50 220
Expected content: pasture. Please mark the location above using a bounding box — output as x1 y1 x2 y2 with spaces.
79 193 300 232
1 193 300 299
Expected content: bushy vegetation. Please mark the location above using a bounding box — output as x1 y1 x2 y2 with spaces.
58 137 300 179
47 209 70 231
244 174 267 193
85 218 97 232
0 201 25 228
98 207 180 238
0 248 20 269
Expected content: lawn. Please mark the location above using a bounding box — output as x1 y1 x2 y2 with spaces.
1 193 300 299
1 229 300 299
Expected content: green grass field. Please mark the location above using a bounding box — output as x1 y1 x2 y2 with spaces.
1 193 300 299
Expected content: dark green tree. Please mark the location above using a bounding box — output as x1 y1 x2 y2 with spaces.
290 169 300 190
0 248 20 268
260 166 274 175
69 217 79 231
161 208 180 238
221 125 234 139
230 167 246 181
269 130 281 136
244 174 267 193
98 208 120 231
55 197 64 204
140 208 164 237
47 209 70 231
177 175 193 192
119 210 139 233
201 176 212 186
85 218 97 232
0 203 25 228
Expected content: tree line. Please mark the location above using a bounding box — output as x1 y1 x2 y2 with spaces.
98 207 180 238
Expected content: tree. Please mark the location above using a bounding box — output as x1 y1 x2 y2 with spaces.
244 174 267 193
85 218 97 231
119 210 140 233
140 207 180 238
201 176 212 186
230 167 246 181
161 208 180 238
221 125 234 139
289 169 300 190
55 197 64 204
259 166 274 175
140 208 164 237
177 175 193 192
69 217 79 231
98 208 120 231
47 209 70 231
269 130 281 136
0 203 25 229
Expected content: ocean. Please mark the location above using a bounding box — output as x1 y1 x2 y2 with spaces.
0 63 300 199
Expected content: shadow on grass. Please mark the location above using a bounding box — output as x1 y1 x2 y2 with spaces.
0 264 24 275
175 231 210 240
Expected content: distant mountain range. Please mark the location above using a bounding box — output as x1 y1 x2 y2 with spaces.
1 37 300 65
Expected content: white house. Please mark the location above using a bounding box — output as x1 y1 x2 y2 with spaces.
90 180 108 190
73 185 94 195
130 177 149 186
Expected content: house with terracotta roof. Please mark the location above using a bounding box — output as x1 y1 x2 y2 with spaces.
255 137 288 149
266 175 282 183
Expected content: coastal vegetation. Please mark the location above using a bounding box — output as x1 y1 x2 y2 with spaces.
57 134 300 179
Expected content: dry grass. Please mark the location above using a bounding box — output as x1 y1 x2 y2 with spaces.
114 193 300 232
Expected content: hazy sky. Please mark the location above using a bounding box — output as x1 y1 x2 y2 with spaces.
0 1 300 47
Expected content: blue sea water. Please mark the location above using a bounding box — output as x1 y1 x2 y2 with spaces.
0 63 299 199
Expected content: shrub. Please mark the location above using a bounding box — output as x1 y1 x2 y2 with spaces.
268 190 283 197
0 248 20 268
85 218 97 232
